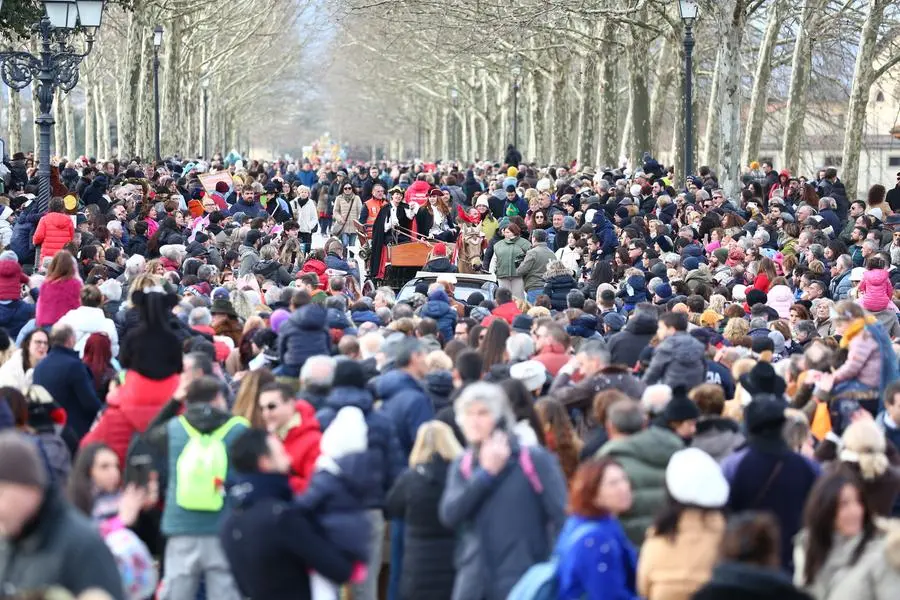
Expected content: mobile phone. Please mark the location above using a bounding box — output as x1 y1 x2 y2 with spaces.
126 454 152 487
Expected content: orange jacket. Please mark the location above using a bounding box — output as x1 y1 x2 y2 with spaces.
33 212 74 261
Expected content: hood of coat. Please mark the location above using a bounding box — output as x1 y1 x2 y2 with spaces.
228 471 293 508
325 385 374 414
375 369 423 401
601 425 683 469
865 269 891 287
289 302 327 331
351 309 382 326
301 258 327 276
182 403 235 434
238 245 259 260
545 260 574 280
424 370 454 409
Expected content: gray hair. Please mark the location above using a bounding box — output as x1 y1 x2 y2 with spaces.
578 339 609 361
454 382 515 432
794 320 819 341
197 264 217 282
359 332 384 360
818 197 837 210
300 355 336 388
863 240 880 253
835 255 853 271
753 229 770 243
125 254 145 277
505 333 535 362
607 399 645 435
188 307 212 327
375 306 392 325
98 279 122 303
375 287 395 308
641 384 672 416
264 286 281 307
106 220 123 233
749 317 768 330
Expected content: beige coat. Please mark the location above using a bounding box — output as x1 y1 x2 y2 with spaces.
829 525 900 600
793 527 891 600
331 193 361 235
637 509 726 600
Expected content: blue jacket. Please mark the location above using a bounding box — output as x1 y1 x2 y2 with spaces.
555 515 639 600
0 300 35 339
294 452 373 561
221 472 354 600
325 252 359 281
229 198 266 219
351 309 382 327
592 210 618 258
278 303 331 369
10 204 41 262
421 289 458 343
316 386 405 509
32 346 101 439
297 170 317 188
375 370 434 459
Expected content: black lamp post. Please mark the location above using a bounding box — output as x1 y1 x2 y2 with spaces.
201 77 209 159
511 57 522 150
679 0 698 183
152 25 162 162
0 0 103 213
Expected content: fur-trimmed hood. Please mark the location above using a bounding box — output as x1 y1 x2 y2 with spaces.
544 259 572 280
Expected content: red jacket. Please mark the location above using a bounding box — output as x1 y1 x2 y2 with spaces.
0 259 28 301
533 343 569 377
80 371 180 465
283 399 322 493
299 258 328 289
191 325 231 362
491 301 522 325
35 277 82 327
33 212 75 261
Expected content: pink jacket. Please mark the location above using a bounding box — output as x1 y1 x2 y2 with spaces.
859 269 894 312
833 329 882 390
35 278 82 327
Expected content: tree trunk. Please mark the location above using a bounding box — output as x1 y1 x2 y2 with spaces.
161 18 181 157
83 75 95 158
781 0 820 174
96 83 110 159
742 0 785 167
118 8 144 158
8 89 21 153
597 40 618 167
550 61 568 164
53 89 64 157
627 33 651 168
440 106 449 161
702 48 722 168
841 0 888 201
64 92 76 160
136 26 156 160
715 0 747 201
619 99 632 167
649 37 674 154
671 36 685 185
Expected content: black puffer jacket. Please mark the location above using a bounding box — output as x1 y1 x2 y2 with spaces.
386 457 457 600
543 274 577 312
252 259 292 286
606 312 656 368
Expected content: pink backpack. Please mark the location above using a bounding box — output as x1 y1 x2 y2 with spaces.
459 447 543 494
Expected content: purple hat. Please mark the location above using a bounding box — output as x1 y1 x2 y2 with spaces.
270 308 290 333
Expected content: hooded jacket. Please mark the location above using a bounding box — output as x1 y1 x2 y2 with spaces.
643 332 706 390
238 244 260 278
32 212 74 261
251 259 293 286
0 298 34 340
375 369 434 458
421 289 458 342
221 472 354 600
0 205 13 249
492 236 531 278
859 269 894 312
597 426 685 545
278 303 331 369
316 385 405 508
56 305 120 357
592 209 618 258
607 312 657 368
692 417 745 463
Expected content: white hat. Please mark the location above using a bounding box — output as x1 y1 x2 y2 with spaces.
851 267 865 282
732 284 747 302
509 360 548 392
475 194 490 209
319 406 368 463
665 448 729 508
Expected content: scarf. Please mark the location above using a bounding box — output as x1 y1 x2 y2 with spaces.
839 316 875 349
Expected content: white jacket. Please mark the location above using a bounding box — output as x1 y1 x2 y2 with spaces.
0 349 32 392
56 306 119 357
290 198 319 233
555 246 581 277
0 206 13 250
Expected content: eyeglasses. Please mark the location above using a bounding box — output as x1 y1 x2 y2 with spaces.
260 402 280 412
343 186 352 191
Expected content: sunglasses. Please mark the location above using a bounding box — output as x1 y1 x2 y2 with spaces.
260 402 280 412
343 186 352 190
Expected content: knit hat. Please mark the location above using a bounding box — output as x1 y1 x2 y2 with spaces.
0 431 48 488
663 386 701 423
603 312 627 332
683 256 701 271
841 420 889 480
212 287 230 301
475 195 490 209
666 447 730 508
210 298 237 318
732 284 748 302
0 250 17 262
745 289 767 307
231 211 247 225
509 360 547 392
654 282 673 303
26 385 66 432
245 230 264 247
712 248 729 264
270 308 290 333
319 406 368 462
507 166 518 178
744 398 787 434
333 359 367 390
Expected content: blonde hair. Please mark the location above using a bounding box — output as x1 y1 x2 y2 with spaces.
232 369 275 429
783 408 810 453
425 350 452 372
125 274 163 307
841 420 889 480
408 420 463 467
723 318 750 344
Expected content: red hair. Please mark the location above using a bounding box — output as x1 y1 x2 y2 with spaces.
568 458 622 518
82 332 112 388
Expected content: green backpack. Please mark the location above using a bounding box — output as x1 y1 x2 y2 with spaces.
175 415 247 512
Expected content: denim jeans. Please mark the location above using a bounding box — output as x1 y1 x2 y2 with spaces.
526 289 542 305
160 536 240 600
351 509 386 600
387 519 405 600
341 233 358 247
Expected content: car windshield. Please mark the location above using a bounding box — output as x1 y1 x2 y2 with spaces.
397 279 494 303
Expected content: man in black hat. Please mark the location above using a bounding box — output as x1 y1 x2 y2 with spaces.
369 186 419 279
0 431 124 598
888 172 900 212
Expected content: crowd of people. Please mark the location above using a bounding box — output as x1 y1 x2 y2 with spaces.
2 147 900 600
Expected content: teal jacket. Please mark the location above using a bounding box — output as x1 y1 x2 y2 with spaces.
160 405 248 537
493 236 531 278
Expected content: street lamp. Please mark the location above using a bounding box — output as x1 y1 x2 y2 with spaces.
0 0 104 212
201 77 210 159
152 25 162 162
511 57 522 151
679 0 699 184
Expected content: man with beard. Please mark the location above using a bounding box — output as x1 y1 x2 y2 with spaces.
369 186 419 279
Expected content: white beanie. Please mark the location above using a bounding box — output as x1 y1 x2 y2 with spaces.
665 448 729 508
319 406 368 461
630 184 642 197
